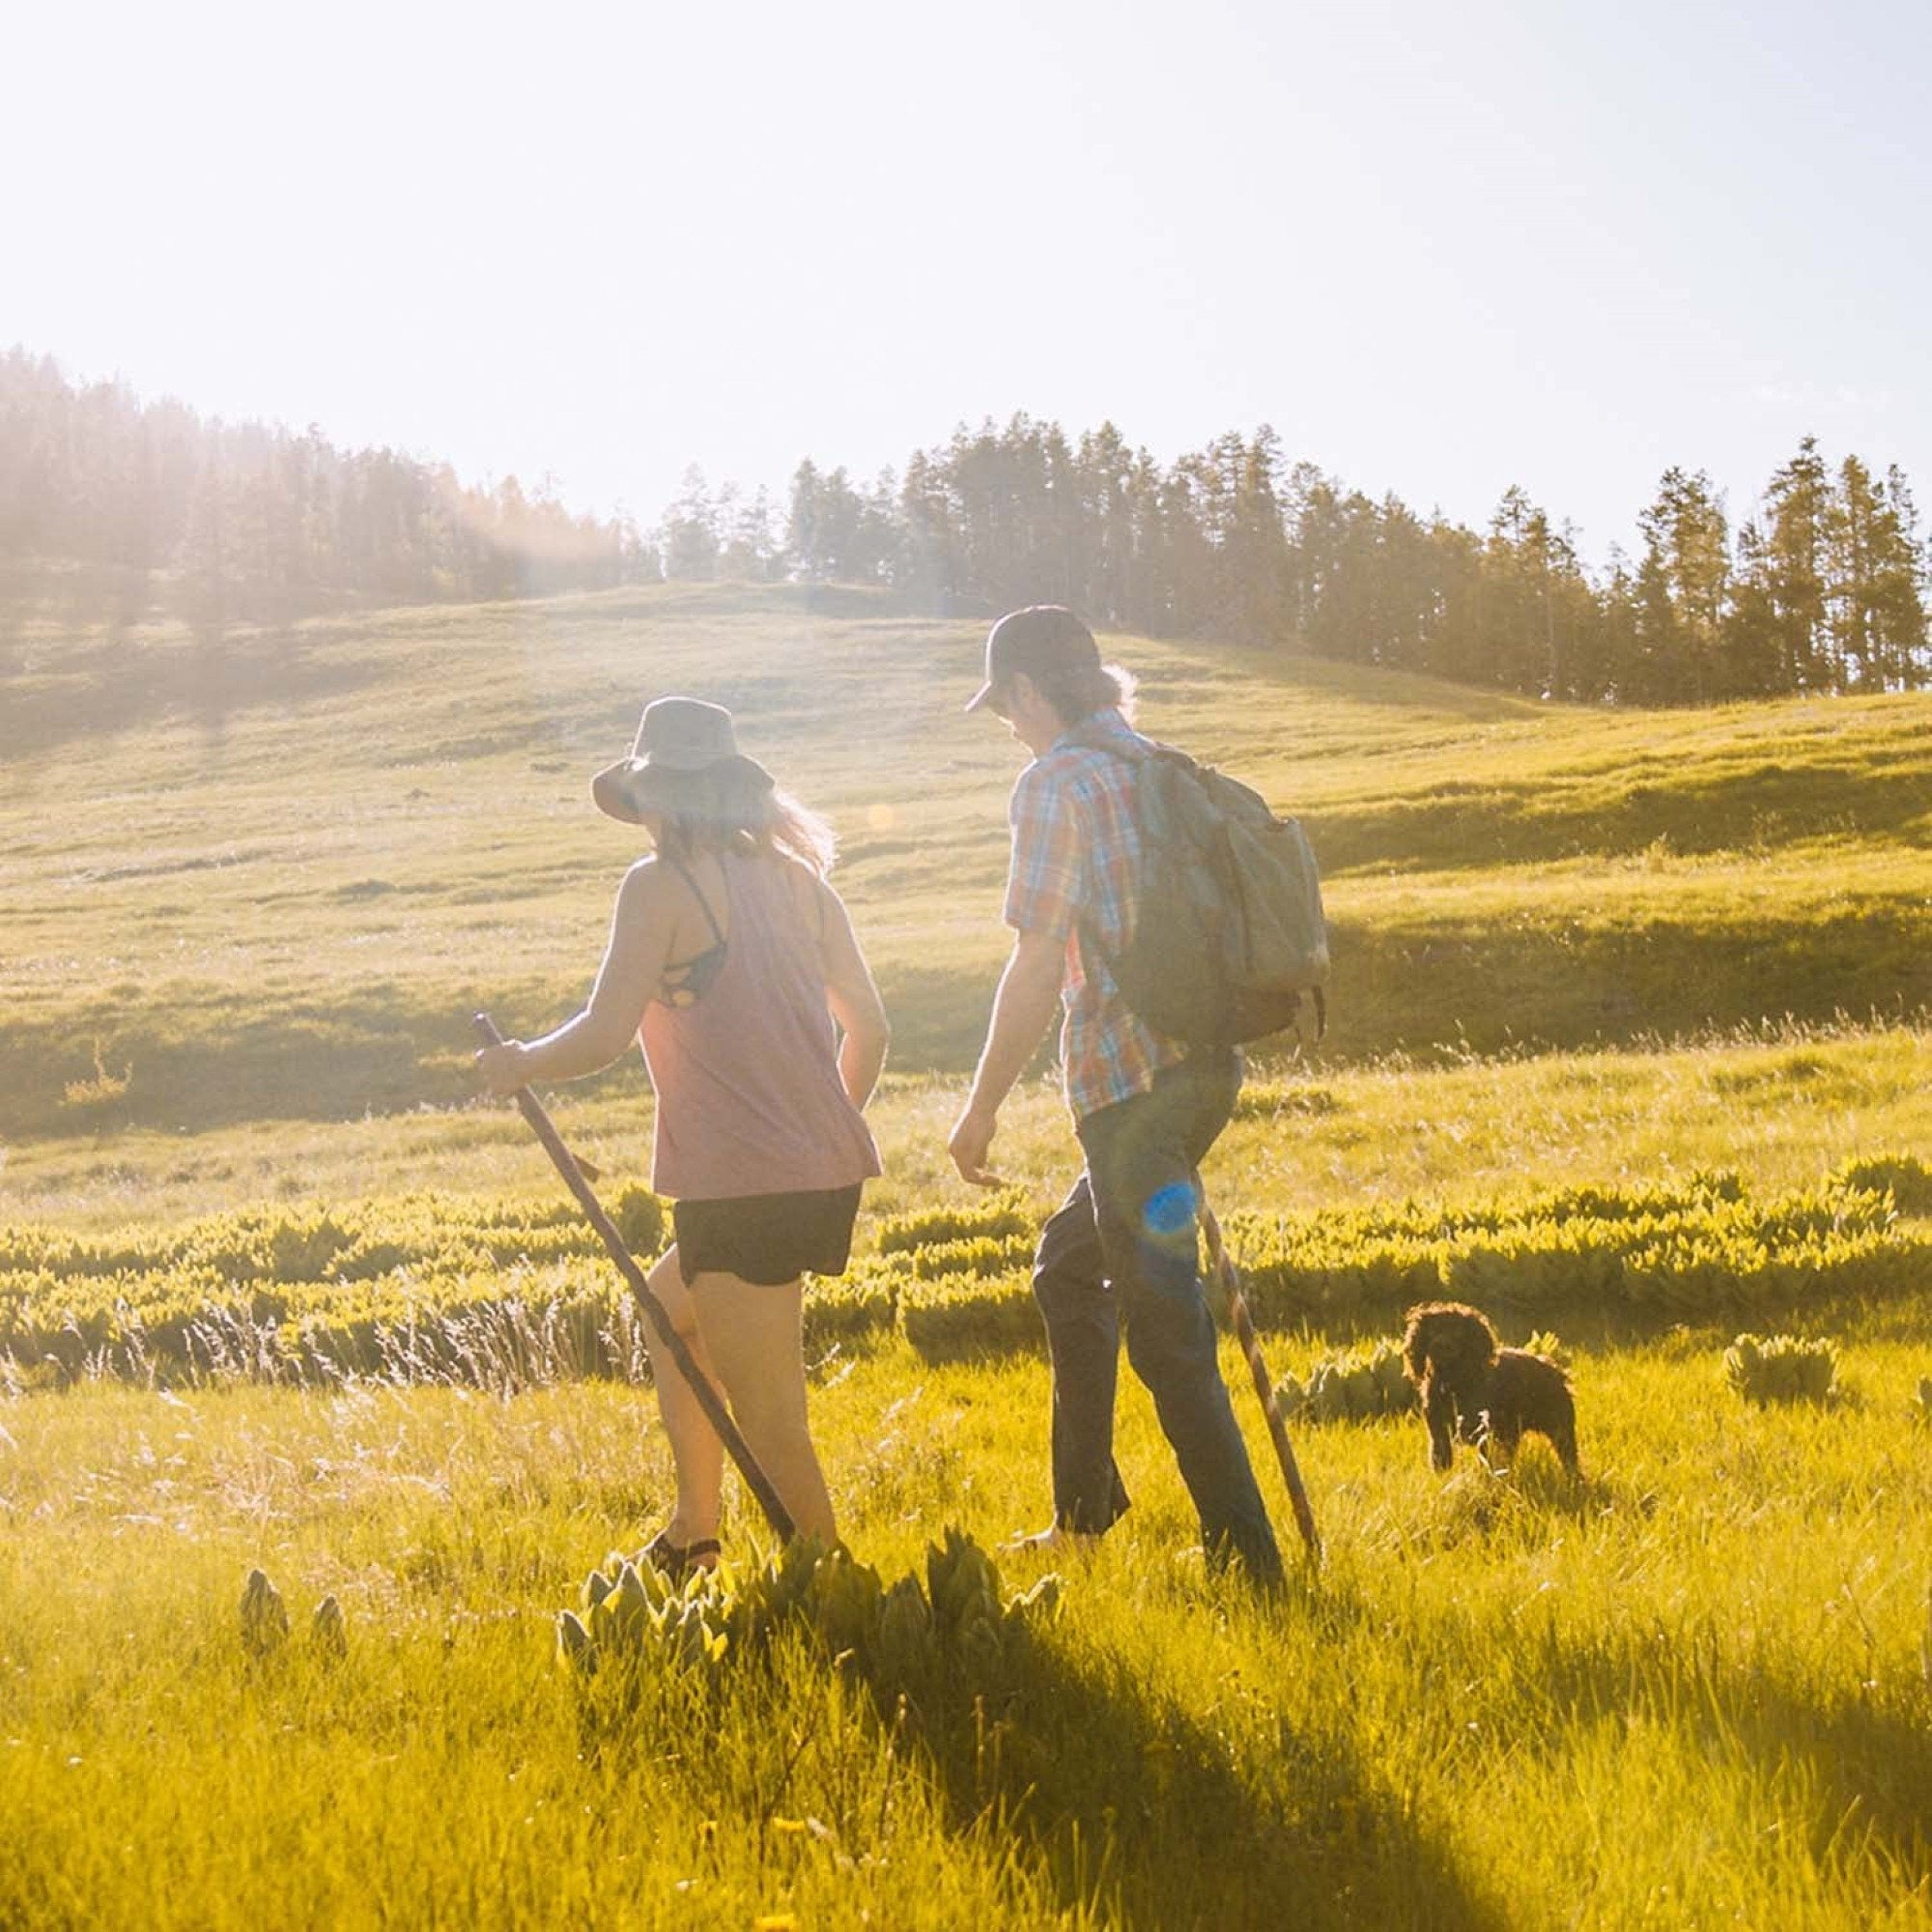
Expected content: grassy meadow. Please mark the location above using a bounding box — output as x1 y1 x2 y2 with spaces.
2 582 1930 1927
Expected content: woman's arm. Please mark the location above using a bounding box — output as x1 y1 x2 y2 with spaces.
815 876 890 1110
476 863 671 1096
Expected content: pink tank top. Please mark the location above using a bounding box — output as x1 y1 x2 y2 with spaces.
639 854 882 1202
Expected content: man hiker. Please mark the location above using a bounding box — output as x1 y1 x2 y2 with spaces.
948 606 1284 1583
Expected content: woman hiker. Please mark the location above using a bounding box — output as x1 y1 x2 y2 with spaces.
476 696 889 1574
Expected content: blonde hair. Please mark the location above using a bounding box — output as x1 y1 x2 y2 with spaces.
650 765 838 876
1037 658 1139 726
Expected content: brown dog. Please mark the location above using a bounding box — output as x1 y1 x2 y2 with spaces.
1401 1301 1579 1474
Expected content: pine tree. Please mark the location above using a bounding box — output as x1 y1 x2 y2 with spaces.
661 466 720 582
1872 466 1931 688
785 459 824 579
1826 454 1927 691
1755 437 1831 691
1634 468 1730 702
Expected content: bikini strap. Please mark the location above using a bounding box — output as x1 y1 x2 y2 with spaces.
666 856 726 949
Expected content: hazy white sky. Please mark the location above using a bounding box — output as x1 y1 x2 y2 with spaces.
8 0 1928 564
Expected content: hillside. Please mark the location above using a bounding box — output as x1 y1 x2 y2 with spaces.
3 582 1927 1144
7 594 1932 1932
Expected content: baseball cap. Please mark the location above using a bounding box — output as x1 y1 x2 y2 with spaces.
964 606 1102 714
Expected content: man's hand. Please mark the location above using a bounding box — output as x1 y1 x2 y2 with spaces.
474 1040 530 1098
948 1099 1007 1188
949 930 1062 1187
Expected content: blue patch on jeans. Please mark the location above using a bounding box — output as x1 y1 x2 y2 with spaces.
1142 1182 1198 1239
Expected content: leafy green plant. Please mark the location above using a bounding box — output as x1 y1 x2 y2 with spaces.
1275 1340 1414 1423
1722 1332 1839 1405
61 1038 131 1111
611 1183 665 1256
1830 1153 1932 1216
876 1193 1034 1256
896 1271 1039 1360
559 1530 1061 1708
239 1569 289 1661
6 1169 1925 1387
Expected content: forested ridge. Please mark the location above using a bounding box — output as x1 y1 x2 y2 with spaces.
5 346 1924 704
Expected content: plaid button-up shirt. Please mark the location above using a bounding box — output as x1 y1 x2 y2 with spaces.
1003 707 1186 1121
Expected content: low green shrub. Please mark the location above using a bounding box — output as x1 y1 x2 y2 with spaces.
1722 1332 1839 1405
876 1192 1035 1256
1275 1339 1414 1423
611 1183 666 1256
1830 1153 1932 1216
1225 1166 1927 1328
801 1272 896 1351
906 1234 1036 1281
6 1164 1924 1385
897 1271 1040 1361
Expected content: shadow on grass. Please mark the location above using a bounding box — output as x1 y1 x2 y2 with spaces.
1393 1455 1647 1552
1311 748 1932 876
5 918 1923 1144
1295 1502 1932 1890
1321 910 1931 1064
892 1286 1930 1389
0 975 596 1138
886 1620 1504 1931
0 625 387 764
1459 1598 1932 1884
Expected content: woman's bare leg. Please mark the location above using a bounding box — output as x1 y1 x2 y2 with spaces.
688 1271 837 1544
640 1244 725 1547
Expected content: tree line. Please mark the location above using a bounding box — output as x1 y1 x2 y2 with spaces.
0 349 647 631
769 422 1928 701
4 347 1924 702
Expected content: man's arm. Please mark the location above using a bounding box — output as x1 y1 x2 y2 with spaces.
948 926 1064 1185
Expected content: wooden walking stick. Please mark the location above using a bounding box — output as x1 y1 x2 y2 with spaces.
1199 1185 1321 1563
472 1012 797 1544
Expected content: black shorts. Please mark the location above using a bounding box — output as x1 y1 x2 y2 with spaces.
673 1184 864 1287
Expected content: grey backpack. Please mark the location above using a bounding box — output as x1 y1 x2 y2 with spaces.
1077 730 1329 1046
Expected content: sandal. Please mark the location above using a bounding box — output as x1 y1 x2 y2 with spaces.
640 1530 722 1582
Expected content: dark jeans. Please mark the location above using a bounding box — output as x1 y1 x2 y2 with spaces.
1030 1050 1282 1580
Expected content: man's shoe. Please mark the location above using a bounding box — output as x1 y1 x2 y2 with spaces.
1000 1522 1101 1557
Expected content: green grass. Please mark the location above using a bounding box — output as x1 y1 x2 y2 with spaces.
6 1015 1925 1236
4 1332 1930 1928
5 582 1932 1924
4 583 1926 1137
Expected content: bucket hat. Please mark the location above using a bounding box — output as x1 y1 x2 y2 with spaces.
590 696 775 825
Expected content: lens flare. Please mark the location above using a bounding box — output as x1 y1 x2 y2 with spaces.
1142 1181 1198 1239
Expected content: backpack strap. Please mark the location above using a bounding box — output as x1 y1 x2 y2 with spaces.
1066 716 1183 774
1063 720 1188 1018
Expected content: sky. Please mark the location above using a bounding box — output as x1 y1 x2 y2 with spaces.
7 0 1929 567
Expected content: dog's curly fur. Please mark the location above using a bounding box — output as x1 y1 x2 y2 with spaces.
1401 1301 1579 1474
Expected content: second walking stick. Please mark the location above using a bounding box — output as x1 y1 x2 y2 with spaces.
1200 1185 1321 1562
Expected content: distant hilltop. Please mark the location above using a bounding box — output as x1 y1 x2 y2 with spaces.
3 348 1925 706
